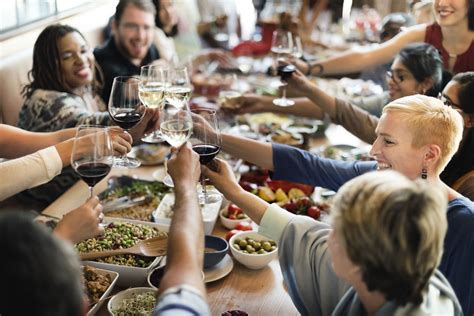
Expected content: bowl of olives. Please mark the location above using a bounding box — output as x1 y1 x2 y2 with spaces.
229 231 278 269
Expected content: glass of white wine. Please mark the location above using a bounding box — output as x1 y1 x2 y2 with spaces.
271 30 295 107
159 98 193 187
139 65 167 143
164 66 192 108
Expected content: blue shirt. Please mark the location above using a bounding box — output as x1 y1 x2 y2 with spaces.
272 143 474 316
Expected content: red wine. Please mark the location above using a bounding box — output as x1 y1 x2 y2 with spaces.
111 111 142 129
76 163 111 187
277 64 296 80
193 144 220 165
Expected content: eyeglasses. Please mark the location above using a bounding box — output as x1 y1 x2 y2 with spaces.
385 70 409 84
438 93 461 109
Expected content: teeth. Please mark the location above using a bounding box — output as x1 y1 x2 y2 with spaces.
377 162 392 170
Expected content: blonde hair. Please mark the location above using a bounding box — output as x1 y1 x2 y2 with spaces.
382 95 463 175
332 170 447 305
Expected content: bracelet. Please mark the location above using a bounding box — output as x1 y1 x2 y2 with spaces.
304 60 312 76
313 63 324 76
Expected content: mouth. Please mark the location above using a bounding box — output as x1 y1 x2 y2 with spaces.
438 9 454 18
376 161 392 170
74 66 92 79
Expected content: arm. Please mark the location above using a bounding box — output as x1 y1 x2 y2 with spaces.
0 125 76 159
234 94 325 119
204 159 350 315
158 143 206 296
221 133 274 170
300 24 426 76
0 147 62 201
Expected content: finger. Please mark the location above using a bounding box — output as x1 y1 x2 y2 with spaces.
88 196 100 206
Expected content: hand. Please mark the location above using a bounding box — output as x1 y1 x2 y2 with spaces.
108 126 132 156
286 68 314 97
202 158 242 199
215 15 228 28
53 196 104 244
151 58 170 68
128 107 160 141
235 94 276 114
207 49 235 68
168 142 201 186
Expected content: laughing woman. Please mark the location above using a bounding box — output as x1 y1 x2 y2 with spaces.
17 24 156 204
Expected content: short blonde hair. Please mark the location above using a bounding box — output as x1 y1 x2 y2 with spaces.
382 95 463 175
332 170 447 305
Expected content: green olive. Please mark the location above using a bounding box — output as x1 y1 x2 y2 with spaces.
239 239 248 248
262 241 272 251
246 245 256 253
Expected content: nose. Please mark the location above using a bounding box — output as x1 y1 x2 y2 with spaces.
74 53 86 65
369 137 381 158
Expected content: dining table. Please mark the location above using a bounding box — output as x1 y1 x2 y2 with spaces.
41 123 367 316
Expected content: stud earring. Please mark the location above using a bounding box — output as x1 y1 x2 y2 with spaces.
421 167 428 179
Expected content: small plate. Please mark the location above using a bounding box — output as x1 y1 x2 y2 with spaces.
204 253 233 283
129 144 169 166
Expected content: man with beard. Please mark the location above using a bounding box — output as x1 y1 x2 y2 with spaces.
94 0 161 103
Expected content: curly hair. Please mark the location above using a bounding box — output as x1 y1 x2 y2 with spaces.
332 170 447 306
22 24 101 99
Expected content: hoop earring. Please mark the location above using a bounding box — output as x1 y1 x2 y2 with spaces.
421 167 428 179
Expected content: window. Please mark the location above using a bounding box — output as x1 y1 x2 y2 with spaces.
0 0 94 35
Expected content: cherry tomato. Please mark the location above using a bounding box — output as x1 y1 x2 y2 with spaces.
225 229 241 241
283 202 297 213
296 196 312 208
307 206 321 219
227 203 242 216
235 221 253 231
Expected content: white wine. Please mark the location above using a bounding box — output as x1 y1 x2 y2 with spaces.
164 86 192 108
160 119 193 147
139 82 165 108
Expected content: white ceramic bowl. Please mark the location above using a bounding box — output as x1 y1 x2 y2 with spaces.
219 208 252 230
229 231 278 270
107 287 157 316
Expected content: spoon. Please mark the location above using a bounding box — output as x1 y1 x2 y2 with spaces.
79 236 168 261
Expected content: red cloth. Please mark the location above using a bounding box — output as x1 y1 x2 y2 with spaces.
231 22 277 56
424 23 474 73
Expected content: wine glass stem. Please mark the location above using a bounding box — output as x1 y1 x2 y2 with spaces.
89 186 94 198
281 85 287 101
201 172 207 201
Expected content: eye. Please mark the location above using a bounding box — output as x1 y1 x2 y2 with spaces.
62 52 73 60
384 139 395 145
398 75 405 82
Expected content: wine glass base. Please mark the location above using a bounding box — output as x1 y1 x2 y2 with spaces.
163 174 174 187
141 134 164 144
114 157 141 168
198 192 222 205
273 98 295 107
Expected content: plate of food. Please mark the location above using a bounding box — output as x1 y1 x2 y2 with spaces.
84 265 119 316
76 219 169 286
129 144 169 166
100 176 171 222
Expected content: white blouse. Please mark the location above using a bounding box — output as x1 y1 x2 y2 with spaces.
0 146 62 201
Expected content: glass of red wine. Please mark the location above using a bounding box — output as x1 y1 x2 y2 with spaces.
190 108 222 204
108 76 146 168
273 64 296 107
71 125 114 198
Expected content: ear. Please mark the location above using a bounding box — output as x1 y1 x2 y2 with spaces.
423 144 441 167
420 78 434 95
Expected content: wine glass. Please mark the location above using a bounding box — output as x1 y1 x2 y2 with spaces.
159 98 193 187
164 66 192 108
108 76 146 168
291 35 304 59
190 108 222 204
270 30 295 107
270 29 293 75
139 65 167 143
273 64 296 107
71 125 114 198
